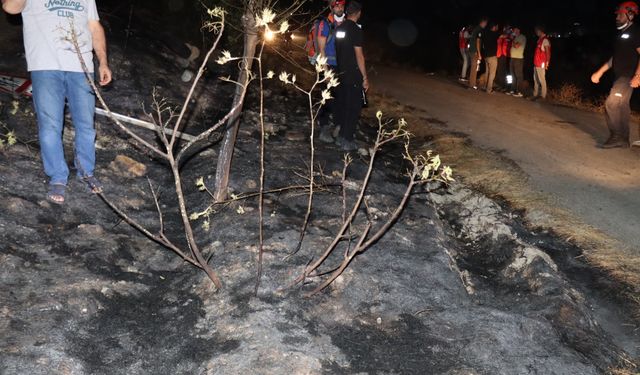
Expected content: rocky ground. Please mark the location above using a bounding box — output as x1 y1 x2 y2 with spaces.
1 11 639 375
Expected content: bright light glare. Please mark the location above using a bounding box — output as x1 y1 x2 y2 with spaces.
265 29 275 42
506 75 513 84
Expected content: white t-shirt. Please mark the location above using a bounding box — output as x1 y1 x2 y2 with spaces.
21 0 99 72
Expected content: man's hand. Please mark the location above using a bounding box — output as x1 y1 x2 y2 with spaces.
591 71 602 84
1 0 26 14
363 77 369 92
98 64 112 86
631 75 640 88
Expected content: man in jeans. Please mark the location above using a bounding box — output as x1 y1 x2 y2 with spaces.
531 25 551 101
483 23 499 94
334 0 368 151
508 27 526 97
458 24 471 82
468 17 488 90
316 0 346 143
592 1 640 148
1 0 111 204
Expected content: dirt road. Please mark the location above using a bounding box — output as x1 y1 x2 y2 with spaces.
374 67 640 251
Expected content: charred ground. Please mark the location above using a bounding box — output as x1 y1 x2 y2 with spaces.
0 8 639 375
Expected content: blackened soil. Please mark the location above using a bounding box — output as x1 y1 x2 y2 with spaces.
1 10 637 375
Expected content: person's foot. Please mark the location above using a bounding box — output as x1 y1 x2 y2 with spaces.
458 77 468 82
47 183 66 205
600 135 629 149
506 91 514 96
632 140 640 148
318 127 334 143
335 137 358 151
512 92 524 98
81 175 103 194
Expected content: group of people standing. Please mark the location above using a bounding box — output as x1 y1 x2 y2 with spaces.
459 19 550 101
458 1 640 150
311 0 368 152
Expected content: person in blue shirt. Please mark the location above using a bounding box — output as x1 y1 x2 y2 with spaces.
317 0 346 143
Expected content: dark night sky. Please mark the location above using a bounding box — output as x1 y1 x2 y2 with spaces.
95 0 625 84
364 0 614 32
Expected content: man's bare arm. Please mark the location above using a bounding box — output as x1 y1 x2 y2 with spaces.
631 48 640 88
88 19 112 86
354 46 368 91
1 0 26 14
591 58 612 84
317 35 327 57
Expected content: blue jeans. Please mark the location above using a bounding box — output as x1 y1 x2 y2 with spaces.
31 71 96 185
605 77 634 140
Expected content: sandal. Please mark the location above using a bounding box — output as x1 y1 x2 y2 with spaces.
47 183 66 205
82 175 103 194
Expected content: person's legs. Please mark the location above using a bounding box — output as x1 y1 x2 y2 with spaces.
513 58 524 94
485 57 497 93
538 67 548 98
460 48 469 79
65 71 97 179
604 77 634 142
31 70 69 185
496 56 506 88
533 68 541 97
469 56 479 88
337 82 362 144
509 58 516 93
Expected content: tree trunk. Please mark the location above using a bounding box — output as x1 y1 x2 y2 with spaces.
214 3 259 202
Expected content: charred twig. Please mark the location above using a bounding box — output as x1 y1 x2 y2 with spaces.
287 113 454 296
67 11 235 289
255 39 267 295
277 58 339 256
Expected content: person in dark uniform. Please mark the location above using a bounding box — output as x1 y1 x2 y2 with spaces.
334 0 368 151
591 1 640 148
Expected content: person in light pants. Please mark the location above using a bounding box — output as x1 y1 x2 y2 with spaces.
458 25 471 81
531 25 551 101
468 17 488 89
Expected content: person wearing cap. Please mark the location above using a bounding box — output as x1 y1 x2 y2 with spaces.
2 0 111 204
530 25 551 101
317 0 346 143
592 1 640 149
334 0 368 151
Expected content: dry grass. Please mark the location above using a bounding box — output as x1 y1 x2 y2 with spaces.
548 83 609 113
609 364 640 375
366 93 640 320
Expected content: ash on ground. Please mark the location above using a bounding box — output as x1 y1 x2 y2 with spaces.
1 10 638 375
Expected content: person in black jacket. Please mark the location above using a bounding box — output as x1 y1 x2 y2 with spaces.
334 0 368 151
592 1 640 148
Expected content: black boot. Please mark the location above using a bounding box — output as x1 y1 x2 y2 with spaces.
600 135 629 149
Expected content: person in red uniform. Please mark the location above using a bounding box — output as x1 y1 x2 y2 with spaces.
592 1 640 148
458 25 472 81
496 25 513 91
531 25 551 101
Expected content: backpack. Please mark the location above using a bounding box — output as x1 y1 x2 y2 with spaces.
305 17 336 65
